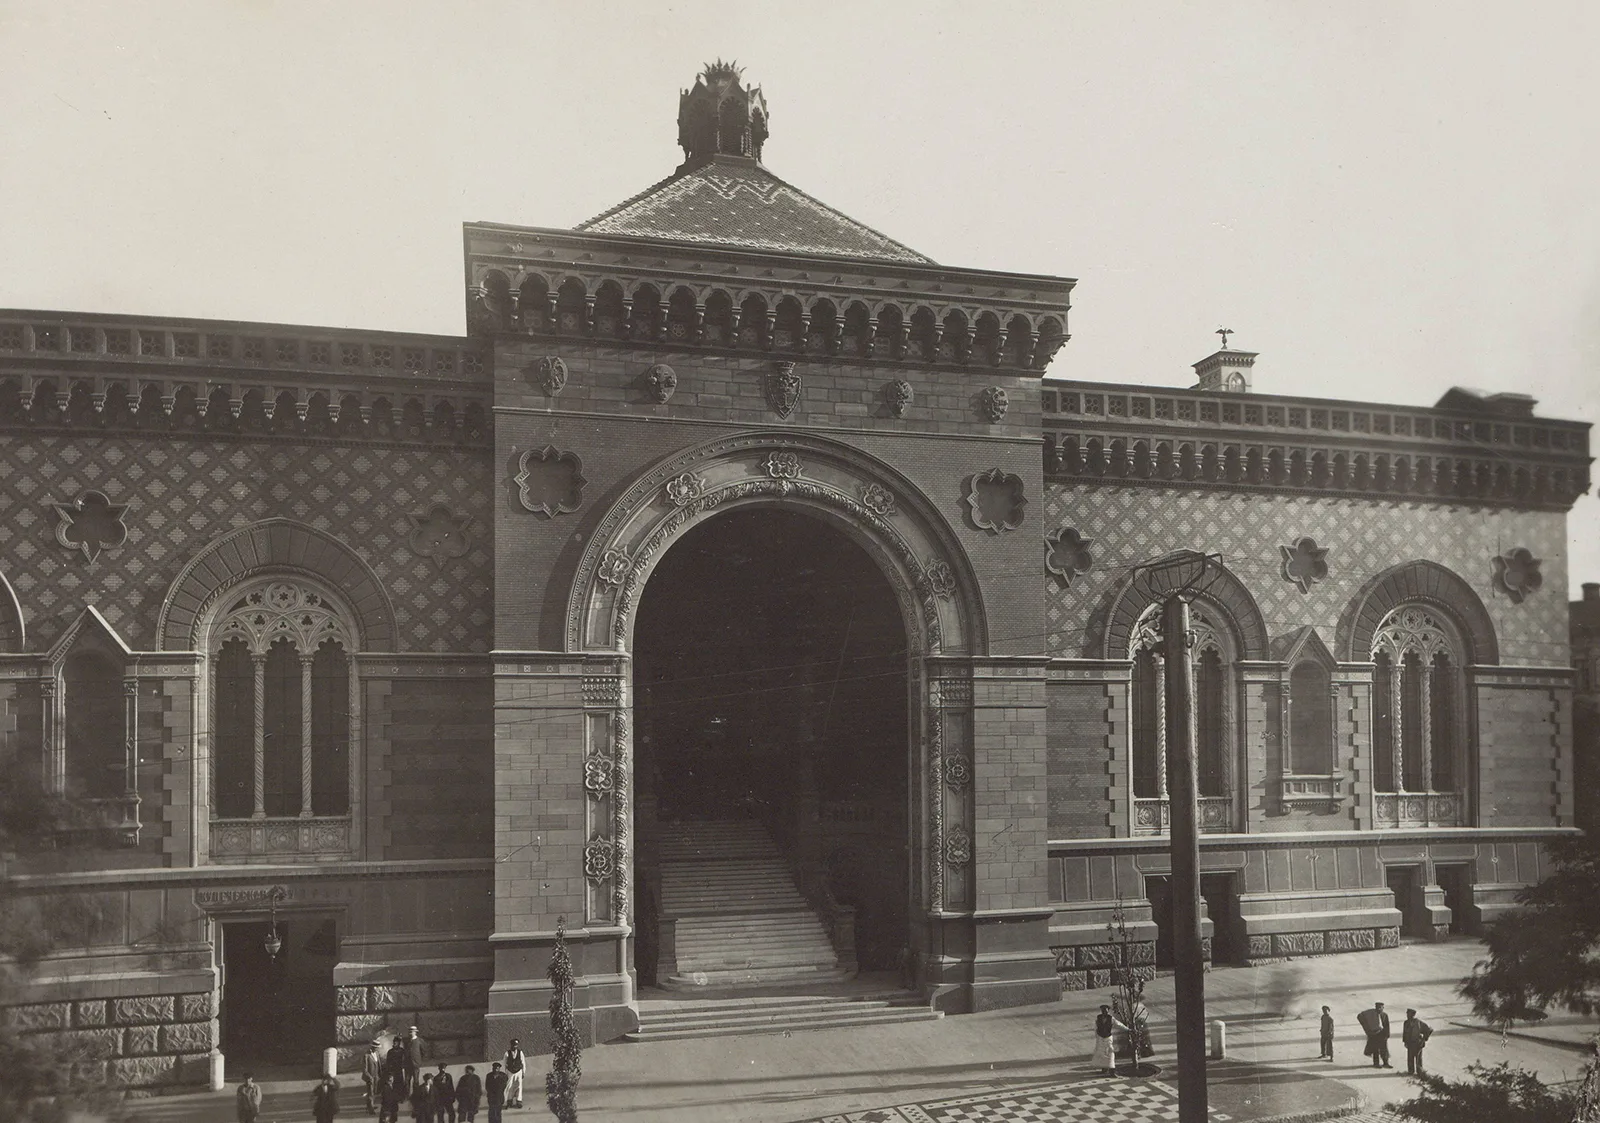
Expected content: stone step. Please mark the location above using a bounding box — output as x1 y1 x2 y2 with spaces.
661 963 855 988
626 1004 942 1041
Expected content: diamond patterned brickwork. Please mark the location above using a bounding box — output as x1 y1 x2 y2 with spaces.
1044 484 1568 667
0 435 492 653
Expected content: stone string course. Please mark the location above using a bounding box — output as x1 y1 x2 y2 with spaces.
2 990 216 1089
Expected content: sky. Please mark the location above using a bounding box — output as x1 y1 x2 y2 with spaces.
2 1 1596 587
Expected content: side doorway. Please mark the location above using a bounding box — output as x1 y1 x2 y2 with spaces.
220 915 339 1076
1385 866 1430 939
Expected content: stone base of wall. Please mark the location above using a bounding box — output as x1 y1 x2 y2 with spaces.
2 988 217 1091
1050 939 1160 991
1243 925 1401 961
334 977 491 1070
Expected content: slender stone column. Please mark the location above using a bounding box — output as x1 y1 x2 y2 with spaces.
40 678 61 793
1154 653 1169 798
252 653 267 818
1389 661 1405 793
300 653 315 817
123 677 140 794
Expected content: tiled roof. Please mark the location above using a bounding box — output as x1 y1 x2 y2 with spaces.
576 155 934 265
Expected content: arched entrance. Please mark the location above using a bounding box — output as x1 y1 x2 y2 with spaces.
632 507 910 987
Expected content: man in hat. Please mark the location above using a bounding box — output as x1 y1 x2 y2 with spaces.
1319 1005 1335 1060
502 1038 526 1108
1402 1008 1433 1075
1357 1000 1392 1068
484 1061 509 1123
363 1039 385 1112
431 1062 456 1123
455 1064 483 1123
236 1074 263 1123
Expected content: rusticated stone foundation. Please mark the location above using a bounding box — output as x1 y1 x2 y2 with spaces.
1049 939 1157 992
1 989 216 1091
334 978 490 1068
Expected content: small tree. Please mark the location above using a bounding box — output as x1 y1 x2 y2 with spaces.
1107 900 1153 1073
545 919 582 1123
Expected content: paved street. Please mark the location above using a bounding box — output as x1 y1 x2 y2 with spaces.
112 940 1593 1123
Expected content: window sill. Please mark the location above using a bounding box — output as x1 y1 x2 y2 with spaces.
1279 774 1344 805
210 816 352 858
1372 791 1464 829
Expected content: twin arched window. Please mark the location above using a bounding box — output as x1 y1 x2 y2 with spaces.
211 582 355 820
1370 606 1462 793
1130 606 1233 801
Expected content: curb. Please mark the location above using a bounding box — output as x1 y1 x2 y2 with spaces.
1251 1099 1368 1123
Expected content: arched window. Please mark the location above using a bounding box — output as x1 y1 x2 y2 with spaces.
210 581 356 824
63 651 125 799
1370 605 1466 827
1129 605 1235 834
1289 662 1333 775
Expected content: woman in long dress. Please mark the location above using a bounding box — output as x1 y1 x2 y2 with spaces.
1091 1004 1127 1075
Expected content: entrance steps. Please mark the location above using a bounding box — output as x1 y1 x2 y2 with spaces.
655 819 850 989
628 989 941 1042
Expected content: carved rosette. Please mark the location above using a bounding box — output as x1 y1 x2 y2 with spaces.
763 450 802 480
52 490 129 562
1279 536 1329 594
582 837 617 885
583 754 614 798
943 831 973 868
923 558 957 600
1492 547 1543 604
942 754 972 791
858 482 896 517
646 363 677 403
765 361 802 418
529 355 569 396
979 385 1009 422
595 549 630 588
1044 526 1093 587
886 379 913 418
664 472 706 507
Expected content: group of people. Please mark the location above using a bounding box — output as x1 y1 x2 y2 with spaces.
234 1027 533 1123
1090 999 1435 1077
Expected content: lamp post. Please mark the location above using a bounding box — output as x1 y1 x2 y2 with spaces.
1135 550 1218 1123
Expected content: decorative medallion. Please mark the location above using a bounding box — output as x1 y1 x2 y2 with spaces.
646 363 677 404
859 482 897 517
1279 536 1329 594
763 450 802 480
886 379 913 418
942 755 973 792
963 469 1027 534
529 355 568 396
664 471 706 508
765 360 802 419
924 558 957 599
979 385 1009 422
582 837 617 884
1493 547 1543 604
595 549 630 588
583 754 615 798
943 831 973 868
406 503 472 567
1044 526 1094 588
52 490 129 562
514 446 586 518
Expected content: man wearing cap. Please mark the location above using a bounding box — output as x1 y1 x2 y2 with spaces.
484 1061 509 1123
1402 1008 1433 1075
502 1038 526 1108
1357 1000 1392 1068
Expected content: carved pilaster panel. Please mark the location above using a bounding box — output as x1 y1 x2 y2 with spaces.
930 677 974 913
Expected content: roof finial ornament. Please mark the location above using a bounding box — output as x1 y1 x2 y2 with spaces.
1216 327 1234 350
678 61 769 170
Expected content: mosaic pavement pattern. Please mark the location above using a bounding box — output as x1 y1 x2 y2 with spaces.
810 1077 1235 1123
1042 483 1567 666
0 435 494 652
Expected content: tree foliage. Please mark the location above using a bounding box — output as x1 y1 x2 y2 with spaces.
1389 1061 1577 1123
1460 835 1600 1027
545 919 582 1123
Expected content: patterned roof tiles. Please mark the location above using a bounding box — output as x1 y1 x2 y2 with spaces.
575 155 934 266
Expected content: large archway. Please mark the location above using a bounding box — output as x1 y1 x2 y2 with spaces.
632 506 911 986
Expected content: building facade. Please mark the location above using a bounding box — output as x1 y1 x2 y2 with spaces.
0 65 1591 1088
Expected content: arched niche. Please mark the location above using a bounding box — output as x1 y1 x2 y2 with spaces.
1338 559 1498 665
1095 554 1269 661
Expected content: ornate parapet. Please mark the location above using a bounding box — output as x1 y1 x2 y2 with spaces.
1372 791 1464 829
1044 382 1591 511
210 816 353 860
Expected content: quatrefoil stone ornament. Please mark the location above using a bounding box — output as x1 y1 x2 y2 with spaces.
763 450 802 480
963 469 1026 533
1279 536 1329 594
514 446 586 518
1044 526 1094 587
406 504 472 567
53 490 129 562
1493 547 1543 604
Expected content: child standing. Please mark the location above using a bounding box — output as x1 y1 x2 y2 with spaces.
1319 1005 1335 1060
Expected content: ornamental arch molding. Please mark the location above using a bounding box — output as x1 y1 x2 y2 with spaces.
1338 560 1497 665
0 568 23 652
565 430 987 656
1095 555 1269 661
158 518 398 652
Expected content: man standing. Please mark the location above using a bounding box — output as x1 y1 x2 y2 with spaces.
502 1038 526 1108
363 1040 385 1112
484 1061 509 1123
1319 1005 1335 1060
378 1064 408 1123
312 1074 342 1123
236 1074 263 1123
1357 1001 1392 1068
405 1025 427 1082
455 1064 483 1123
1402 1008 1433 1075
431 1063 456 1123
385 1034 414 1096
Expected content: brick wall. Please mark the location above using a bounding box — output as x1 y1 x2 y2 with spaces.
381 676 493 861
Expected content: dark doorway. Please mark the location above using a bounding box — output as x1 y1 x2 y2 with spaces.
1201 873 1244 965
634 507 910 975
221 916 338 1074
1385 866 1428 939
1146 875 1174 968
1434 864 1475 936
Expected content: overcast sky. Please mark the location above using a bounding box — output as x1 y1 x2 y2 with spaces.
3 1 1596 591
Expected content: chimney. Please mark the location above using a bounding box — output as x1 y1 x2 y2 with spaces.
1193 338 1257 394
1584 582 1600 602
